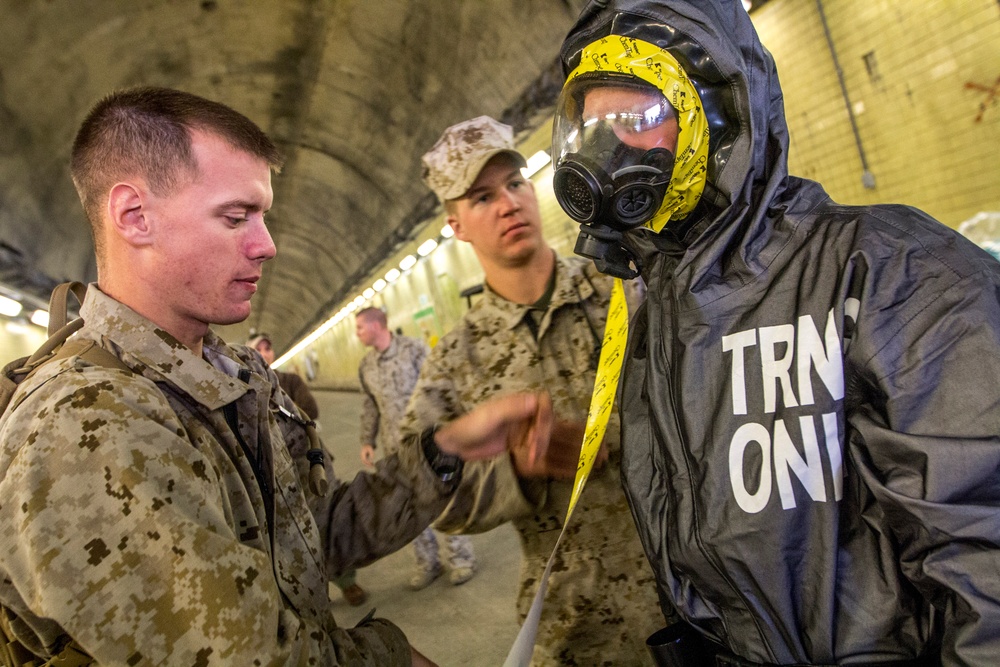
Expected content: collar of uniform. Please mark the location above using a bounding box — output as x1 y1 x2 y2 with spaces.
477 254 594 331
378 333 402 359
80 285 248 410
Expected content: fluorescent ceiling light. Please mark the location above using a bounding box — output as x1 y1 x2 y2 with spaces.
440 224 455 239
274 328 322 368
417 239 438 256
0 294 22 318
5 320 28 335
522 150 550 178
385 268 401 283
399 255 417 271
372 278 387 292
30 309 49 328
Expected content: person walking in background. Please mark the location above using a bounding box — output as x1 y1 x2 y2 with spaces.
248 332 368 607
356 306 477 589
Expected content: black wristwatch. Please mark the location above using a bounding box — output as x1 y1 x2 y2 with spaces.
420 426 464 484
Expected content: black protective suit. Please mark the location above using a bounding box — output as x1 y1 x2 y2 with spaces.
559 1 1000 665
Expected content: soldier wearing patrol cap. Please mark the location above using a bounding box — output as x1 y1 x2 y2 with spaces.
0 87 550 667
402 115 670 665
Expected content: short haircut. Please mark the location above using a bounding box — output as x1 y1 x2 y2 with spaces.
70 86 284 262
356 307 387 328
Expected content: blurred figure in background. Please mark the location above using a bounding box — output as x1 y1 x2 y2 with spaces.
356 307 477 589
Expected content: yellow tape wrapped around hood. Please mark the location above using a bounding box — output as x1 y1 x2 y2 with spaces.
566 36 710 232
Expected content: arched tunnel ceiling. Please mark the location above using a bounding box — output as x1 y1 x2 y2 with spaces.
0 0 587 352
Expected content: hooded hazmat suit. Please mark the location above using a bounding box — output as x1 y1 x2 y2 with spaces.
557 1 1000 665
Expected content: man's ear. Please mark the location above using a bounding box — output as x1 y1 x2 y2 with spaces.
447 213 466 242
107 182 153 246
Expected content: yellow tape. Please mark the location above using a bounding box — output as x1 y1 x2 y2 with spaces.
568 277 629 516
504 277 629 666
566 36 710 232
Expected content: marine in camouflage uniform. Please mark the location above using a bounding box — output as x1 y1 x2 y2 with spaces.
412 115 668 665
359 332 430 457
0 287 457 666
358 326 475 583
401 257 666 664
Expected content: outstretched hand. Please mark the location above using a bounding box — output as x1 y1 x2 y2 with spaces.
434 392 553 463
511 416 608 479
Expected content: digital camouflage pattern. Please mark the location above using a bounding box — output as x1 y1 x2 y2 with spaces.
399 255 669 666
357 334 474 576
358 334 428 456
411 527 474 574
0 286 454 666
420 115 526 202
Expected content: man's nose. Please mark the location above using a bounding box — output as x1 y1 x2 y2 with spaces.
497 188 521 215
250 220 277 261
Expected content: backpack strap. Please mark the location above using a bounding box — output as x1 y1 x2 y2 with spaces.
2 321 131 423
2 279 90 411
273 403 329 497
45 282 87 337
55 339 131 375
41 641 92 667
0 606 36 666
24 319 85 368
0 607 92 667
1 318 86 418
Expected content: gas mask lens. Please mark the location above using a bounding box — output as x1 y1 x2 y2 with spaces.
553 78 677 229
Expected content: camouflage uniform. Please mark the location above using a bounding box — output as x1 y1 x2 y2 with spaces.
358 334 429 457
0 287 454 666
400 255 667 666
268 368 362 597
359 334 474 575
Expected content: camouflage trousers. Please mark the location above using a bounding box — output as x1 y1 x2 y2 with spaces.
412 527 475 572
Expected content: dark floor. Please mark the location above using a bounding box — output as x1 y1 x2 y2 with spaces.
314 390 522 666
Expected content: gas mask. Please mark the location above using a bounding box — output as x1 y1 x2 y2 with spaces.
553 37 710 279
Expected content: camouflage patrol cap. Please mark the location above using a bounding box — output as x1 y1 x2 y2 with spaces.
421 116 528 202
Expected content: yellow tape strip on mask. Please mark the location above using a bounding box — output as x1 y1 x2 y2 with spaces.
567 36 710 232
504 278 629 666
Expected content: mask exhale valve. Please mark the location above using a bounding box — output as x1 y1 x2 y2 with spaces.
573 222 642 280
